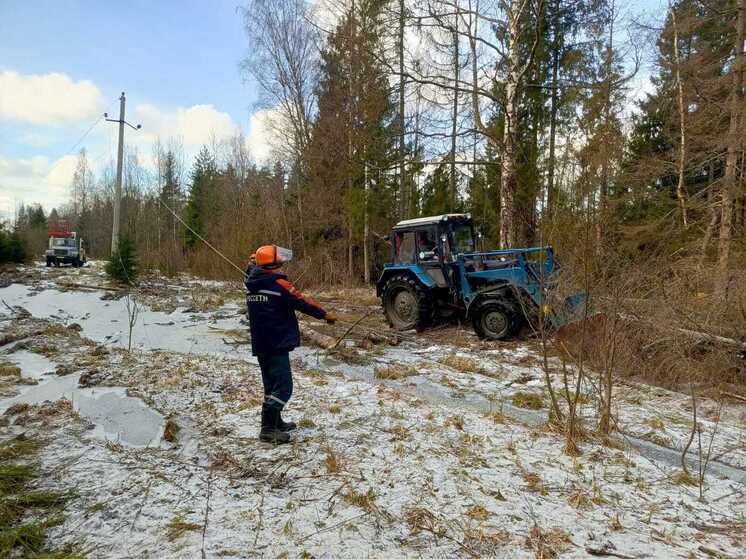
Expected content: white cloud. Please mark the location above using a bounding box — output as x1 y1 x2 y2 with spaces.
245 108 278 163
0 70 106 125
134 103 240 148
0 154 75 220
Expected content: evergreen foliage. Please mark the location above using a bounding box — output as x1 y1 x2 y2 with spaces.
0 227 27 264
105 237 138 285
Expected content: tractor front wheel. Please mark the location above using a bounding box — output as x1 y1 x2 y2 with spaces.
472 300 515 341
382 275 432 331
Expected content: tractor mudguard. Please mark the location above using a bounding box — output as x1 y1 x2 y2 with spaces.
376 266 435 297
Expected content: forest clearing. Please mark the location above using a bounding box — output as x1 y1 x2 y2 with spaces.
0 262 743 558
3 0 746 557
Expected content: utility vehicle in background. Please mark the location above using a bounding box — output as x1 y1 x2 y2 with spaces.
45 229 87 268
376 214 582 340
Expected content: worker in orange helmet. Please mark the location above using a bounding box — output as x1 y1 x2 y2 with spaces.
245 245 337 444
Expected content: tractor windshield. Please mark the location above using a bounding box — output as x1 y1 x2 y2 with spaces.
451 224 475 255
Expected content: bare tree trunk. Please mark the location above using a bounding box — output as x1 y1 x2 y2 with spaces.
597 0 615 246
348 0 356 281
546 0 560 223
717 0 745 297
363 163 370 284
449 6 460 212
671 2 689 228
500 2 521 248
398 0 407 218
698 162 718 271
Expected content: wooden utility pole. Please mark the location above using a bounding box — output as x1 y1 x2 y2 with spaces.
105 92 140 255
111 93 125 255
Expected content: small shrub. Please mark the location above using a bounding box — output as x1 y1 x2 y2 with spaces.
105 237 138 285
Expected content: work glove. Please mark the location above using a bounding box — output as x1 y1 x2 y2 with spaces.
325 312 339 325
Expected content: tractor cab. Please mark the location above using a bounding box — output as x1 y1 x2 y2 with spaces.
378 214 575 340
389 213 474 289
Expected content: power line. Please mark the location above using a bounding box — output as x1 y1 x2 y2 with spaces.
156 196 249 279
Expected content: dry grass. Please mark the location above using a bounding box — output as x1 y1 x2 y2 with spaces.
328 404 342 414
567 486 592 510
512 391 545 410
438 354 482 373
374 362 417 380
526 524 572 558
165 514 201 541
297 417 316 429
163 419 180 443
344 488 377 512
444 414 465 430
522 471 547 495
404 506 445 536
465 504 490 522
324 446 340 473
0 363 21 378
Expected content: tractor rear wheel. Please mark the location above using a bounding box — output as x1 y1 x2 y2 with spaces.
472 300 516 340
382 274 432 331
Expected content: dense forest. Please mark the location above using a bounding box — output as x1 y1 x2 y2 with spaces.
7 0 746 305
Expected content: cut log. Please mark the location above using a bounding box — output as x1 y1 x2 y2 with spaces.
299 324 336 350
57 282 123 292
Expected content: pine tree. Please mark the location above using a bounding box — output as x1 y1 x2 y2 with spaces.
184 146 217 249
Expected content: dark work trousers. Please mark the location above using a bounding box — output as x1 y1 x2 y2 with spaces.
257 352 293 410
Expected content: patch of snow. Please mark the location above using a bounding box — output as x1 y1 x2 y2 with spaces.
4 349 56 379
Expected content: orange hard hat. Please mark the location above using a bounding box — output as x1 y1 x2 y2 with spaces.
255 245 293 268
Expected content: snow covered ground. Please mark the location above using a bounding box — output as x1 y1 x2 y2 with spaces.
0 262 744 558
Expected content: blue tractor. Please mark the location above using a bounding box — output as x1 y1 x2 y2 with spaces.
377 213 569 340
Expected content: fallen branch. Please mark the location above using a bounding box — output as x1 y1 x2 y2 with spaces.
201 471 212 559
222 338 250 346
57 281 123 293
698 546 739 559
585 547 636 559
0 329 46 347
329 311 372 351
720 390 746 403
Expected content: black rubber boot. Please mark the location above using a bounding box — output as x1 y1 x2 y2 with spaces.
278 412 296 432
259 405 290 444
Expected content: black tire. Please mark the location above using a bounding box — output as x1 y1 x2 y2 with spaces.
472 300 516 340
381 274 432 331
54 259 60 267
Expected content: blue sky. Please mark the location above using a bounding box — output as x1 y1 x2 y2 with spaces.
1 0 265 218
0 0 665 220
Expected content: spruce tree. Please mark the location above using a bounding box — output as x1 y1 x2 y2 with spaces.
106 237 138 285
184 146 217 249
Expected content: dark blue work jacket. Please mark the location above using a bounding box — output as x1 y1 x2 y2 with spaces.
244 266 327 356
